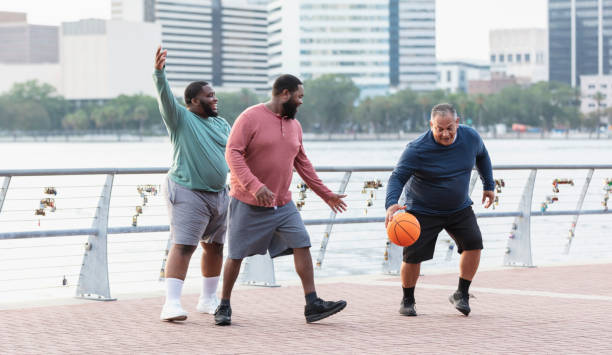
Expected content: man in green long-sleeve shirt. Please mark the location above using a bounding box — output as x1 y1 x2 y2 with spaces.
153 46 231 322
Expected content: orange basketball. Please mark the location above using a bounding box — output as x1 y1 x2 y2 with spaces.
387 212 421 247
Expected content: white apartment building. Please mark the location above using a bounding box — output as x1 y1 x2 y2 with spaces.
0 63 61 94
112 0 268 95
489 28 548 84
436 61 490 94
60 19 162 101
580 75 612 117
268 0 436 97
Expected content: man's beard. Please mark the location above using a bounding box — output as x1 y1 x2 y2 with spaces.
200 102 218 117
282 100 298 119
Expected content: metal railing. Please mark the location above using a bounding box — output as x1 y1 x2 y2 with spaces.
1 165 611 300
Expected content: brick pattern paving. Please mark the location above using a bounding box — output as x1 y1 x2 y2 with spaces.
1 264 611 354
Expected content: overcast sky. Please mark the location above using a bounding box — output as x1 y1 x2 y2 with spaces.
1 0 547 62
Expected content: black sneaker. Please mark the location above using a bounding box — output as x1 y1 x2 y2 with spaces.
399 298 417 316
449 291 470 316
214 304 232 326
304 298 347 323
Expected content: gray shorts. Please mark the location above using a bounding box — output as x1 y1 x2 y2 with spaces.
163 176 229 246
227 198 311 259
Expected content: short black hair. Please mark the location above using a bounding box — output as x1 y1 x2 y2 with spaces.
272 74 302 96
184 81 209 106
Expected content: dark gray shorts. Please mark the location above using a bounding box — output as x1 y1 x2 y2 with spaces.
403 206 483 263
163 176 229 246
227 198 311 259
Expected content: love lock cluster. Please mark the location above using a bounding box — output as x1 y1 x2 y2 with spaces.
362 179 383 215
133 184 160 226
35 187 58 220
541 178 574 212
492 178 504 209
603 178 612 211
296 181 309 211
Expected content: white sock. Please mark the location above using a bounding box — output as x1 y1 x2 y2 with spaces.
200 276 220 300
165 277 184 305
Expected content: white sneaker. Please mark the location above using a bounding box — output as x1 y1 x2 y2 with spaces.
160 302 188 321
196 296 220 314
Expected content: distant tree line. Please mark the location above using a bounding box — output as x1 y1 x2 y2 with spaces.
0 77 603 135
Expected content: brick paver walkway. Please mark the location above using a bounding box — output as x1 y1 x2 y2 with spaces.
1 263 611 354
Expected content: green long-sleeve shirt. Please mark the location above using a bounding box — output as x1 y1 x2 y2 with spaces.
153 69 230 191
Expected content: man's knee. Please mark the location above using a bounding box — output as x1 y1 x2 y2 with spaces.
174 243 197 256
202 241 224 256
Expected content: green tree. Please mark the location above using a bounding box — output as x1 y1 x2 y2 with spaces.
6 80 68 130
299 74 360 132
62 110 91 130
0 97 14 130
91 105 121 130
216 89 261 125
354 95 392 132
12 101 51 131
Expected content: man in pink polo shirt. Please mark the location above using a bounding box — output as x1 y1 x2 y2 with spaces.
214 74 348 326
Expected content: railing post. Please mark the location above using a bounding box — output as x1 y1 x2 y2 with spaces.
564 168 594 254
382 241 403 274
240 252 279 287
316 171 352 268
0 176 10 213
76 174 116 300
158 238 172 281
504 169 536 267
382 183 409 274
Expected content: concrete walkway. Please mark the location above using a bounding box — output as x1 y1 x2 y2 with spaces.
1 263 611 354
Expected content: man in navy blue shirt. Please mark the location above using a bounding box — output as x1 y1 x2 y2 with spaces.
385 103 495 317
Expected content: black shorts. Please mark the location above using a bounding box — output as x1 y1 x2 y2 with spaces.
402 206 483 263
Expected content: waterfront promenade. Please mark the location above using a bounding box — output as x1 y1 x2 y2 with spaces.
1 263 610 354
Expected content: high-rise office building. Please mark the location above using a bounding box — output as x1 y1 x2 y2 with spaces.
268 0 436 97
111 0 268 95
549 0 612 87
0 11 59 64
395 0 437 91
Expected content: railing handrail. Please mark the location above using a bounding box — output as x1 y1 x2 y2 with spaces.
1 164 612 177
2 164 611 298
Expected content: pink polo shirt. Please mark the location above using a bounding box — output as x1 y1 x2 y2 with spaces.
226 103 334 207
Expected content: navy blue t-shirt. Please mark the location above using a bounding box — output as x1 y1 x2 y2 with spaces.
385 125 494 215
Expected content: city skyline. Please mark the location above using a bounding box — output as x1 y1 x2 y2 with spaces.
1 0 547 62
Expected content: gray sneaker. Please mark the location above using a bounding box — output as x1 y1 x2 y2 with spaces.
214 304 232 326
449 291 470 316
399 298 417 316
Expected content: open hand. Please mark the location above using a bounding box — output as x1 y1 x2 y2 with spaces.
482 190 495 208
326 193 347 214
385 204 406 228
155 45 167 70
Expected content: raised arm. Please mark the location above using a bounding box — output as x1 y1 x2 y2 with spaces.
385 146 416 226
152 46 184 131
